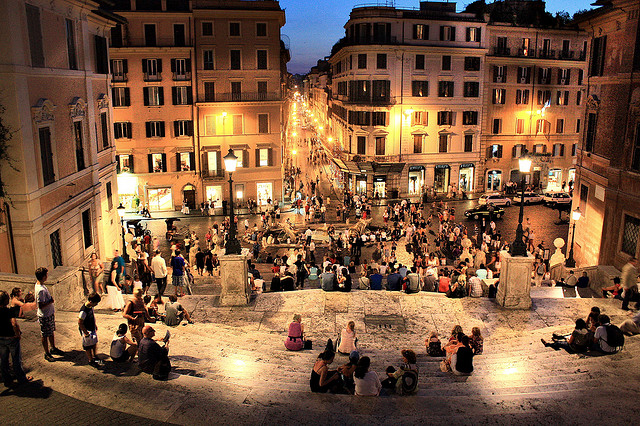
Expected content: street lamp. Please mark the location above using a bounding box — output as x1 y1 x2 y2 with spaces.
116 203 129 262
510 151 532 257
223 149 242 255
565 207 581 267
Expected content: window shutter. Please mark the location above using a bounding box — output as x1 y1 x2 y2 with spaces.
493 65 497 81
158 87 164 105
187 87 193 105
476 27 481 42
115 155 120 173
159 121 165 137
171 59 176 72
124 88 130 106
161 153 167 172
172 87 178 105
143 87 149 106
113 123 121 139
412 25 418 39
142 59 148 73
216 151 222 171
466 27 470 41
450 27 455 41
243 150 248 167
130 156 134 173
186 58 191 72
497 145 503 158
560 145 565 156
174 120 179 136
486 146 492 158
187 120 193 136
175 152 181 171
148 154 153 173
126 122 132 137
543 144 548 153
110 59 114 74
157 59 162 73
439 26 444 40
255 149 260 167
566 69 571 84
268 148 273 166
123 59 128 73
189 152 195 170
145 122 151 137
512 145 517 157
201 151 208 172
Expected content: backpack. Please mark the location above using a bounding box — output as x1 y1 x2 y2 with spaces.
604 324 625 350
399 369 419 395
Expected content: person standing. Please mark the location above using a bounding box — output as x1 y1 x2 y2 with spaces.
170 250 187 297
0 290 33 387
621 257 639 311
78 293 102 367
88 253 105 295
35 267 64 362
151 250 168 296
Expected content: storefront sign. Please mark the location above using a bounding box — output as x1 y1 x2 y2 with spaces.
435 164 450 169
460 163 474 168
409 165 425 171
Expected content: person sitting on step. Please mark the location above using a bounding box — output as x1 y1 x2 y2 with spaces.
542 318 591 353
337 321 358 354
284 314 307 351
310 350 343 393
381 349 419 395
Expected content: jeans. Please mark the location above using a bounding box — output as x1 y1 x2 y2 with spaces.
0 337 27 384
156 277 167 296
622 286 638 310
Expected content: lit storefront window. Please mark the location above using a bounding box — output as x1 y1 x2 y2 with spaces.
459 163 474 192
206 185 223 208
547 169 562 191
408 166 424 195
147 188 173 211
487 170 502 192
257 182 273 205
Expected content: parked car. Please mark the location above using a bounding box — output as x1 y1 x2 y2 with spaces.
464 205 505 220
543 192 572 206
478 193 512 207
513 192 544 205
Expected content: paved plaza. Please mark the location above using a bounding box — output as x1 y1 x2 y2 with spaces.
3 290 639 425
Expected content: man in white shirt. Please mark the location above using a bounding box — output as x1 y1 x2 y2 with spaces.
593 314 620 353
35 267 63 362
151 250 168 296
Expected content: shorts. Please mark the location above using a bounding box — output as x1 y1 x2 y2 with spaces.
38 315 56 337
172 274 184 287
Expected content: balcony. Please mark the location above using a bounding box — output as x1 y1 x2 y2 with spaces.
491 47 511 56
201 170 225 180
538 49 556 59
112 73 127 82
198 92 281 103
517 48 536 58
143 72 162 82
490 46 586 61
173 72 191 81
111 38 192 48
335 95 395 106
331 36 399 55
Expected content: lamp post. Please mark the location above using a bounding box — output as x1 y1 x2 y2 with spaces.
565 207 581 267
510 151 532 257
223 149 242 255
116 203 129 262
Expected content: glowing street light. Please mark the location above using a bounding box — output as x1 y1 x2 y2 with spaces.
510 150 532 257
565 207 582 267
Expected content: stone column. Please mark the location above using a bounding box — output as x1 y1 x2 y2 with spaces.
219 254 249 306
496 250 534 309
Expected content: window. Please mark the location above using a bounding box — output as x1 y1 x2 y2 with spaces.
357 136 366 155
232 114 243 135
464 57 480 71
39 127 55 186
466 27 481 42
556 90 569 106
438 134 448 153
114 122 132 139
585 112 597 152
74 121 85 171
358 54 367 69
174 120 193 137
202 22 213 36
464 134 473 152
149 153 166 172
590 36 607 76
521 38 531 56
496 36 508 54
537 90 551 105
579 184 588 213
203 50 214 70
143 86 164 106
438 81 454 97
578 69 584 85
556 119 564 134
117 154 133 173
258 81 268 99
257 148 271 167
257 50 267 69
413 24 429 40
463 82 479 97
229 22 240 37
26 4 44 67
82 209 92 249
440 26 455 41
632 123 640 171
413 135 423 153
144 24 156 47
375 136 386 155
230 50 241 70
100 112 109 149
142 58 162 81
538 68 551 85
348 111 370 125
66 19 77 70
231 81 242 101
493 88 506 104
171 58 191 80
145 121 165 137
411 111 427 126
489 144 503 158
110 24 122 47
204 82 215 101
94 36 108 74
515 118 525 134
515 89 530 105
572 143 577 156
376 54 387 69
492 118 502 134
622 215 640 256
111 87 131 107
513 144 525 158
536 119 550 134
576 119 581 133
50 230 62 268
372 80 390 102
106 181 113 210
553 143 565 157
442 55 451 71
174 24 185 46
541 38 551 56
517 66 531 84
172 86 192 105
415 54 425 70
462 111 478 125
494 65 506 83
256 22 267 37
177 152 194 171
372 112 386 126
558 69 571 85
437 111 454 126
412 81 429 97
111 59 127 81
258 114 269 133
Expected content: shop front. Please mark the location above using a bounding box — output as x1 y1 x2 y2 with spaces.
458 163 474 192
434 165 450 193
147 187 173 211
257 182 273 205
408 166 425 195
356 175 367 195
486 170 502 192
373 176 386 198
206 185 223 208
182 184 196 209
546 168 562 191
117 173 139 211
568 168 576 187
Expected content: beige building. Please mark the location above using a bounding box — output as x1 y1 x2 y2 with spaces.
0 0 122 273
107 0 288 212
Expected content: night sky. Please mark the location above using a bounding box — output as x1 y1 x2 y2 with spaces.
280 0 596 75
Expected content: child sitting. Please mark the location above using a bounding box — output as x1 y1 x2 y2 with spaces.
470 327 484 355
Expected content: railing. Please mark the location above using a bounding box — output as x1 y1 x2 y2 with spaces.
198 92 281 103
490 46 586 61
538 49 556 59
113 38 192 48
143 72 162 82
491 47 511 56
173 72 191 81
201 170 225 179
518 48 536 58
337 95 396 106
112 73 127 82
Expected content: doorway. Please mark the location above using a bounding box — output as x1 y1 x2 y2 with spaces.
486 170 502 192
183 184 196 209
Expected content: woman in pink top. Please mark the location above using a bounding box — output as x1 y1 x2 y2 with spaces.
337 321 358 354
284 314 305 351
438 269 451 293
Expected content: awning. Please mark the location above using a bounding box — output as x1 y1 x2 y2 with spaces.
373 162 406 174
332 158 348 172
344 160 361 174
357 162 374 173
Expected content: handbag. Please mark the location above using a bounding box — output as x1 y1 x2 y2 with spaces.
82 331 98 347
304 340 313 350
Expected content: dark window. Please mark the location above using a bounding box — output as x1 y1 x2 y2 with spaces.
136 0 161 10
257 81 267 98
493 88 506 104
438 134 448 153
112 87 130 107
257 50 267 69
348 110 371 126
26 4 44 67
413 24 429 40
579 184 588 213
412 81 428 97
466 27 481 42
174 24 185 46
114 122 132 139
440 26 455 41
494 65 507 83
94 36 108 74
556 119 564 134
515 89 530 105
203 50 214 70
576 91 582 105
415 54 425 70
106 182 113 210
442 55 451 71
144 24 156 47
464 57 480 71
74 121 85 171
143 86 164 106
111 59 127 81
50 230 62 268
110 24 123 48
174 120 193 137
462 111 478 125
256 22 267 37
464 134 473 152
376 54 387 69
572 143 577 156
204 82 215 101
632 123 640 171
585 113 597 152
437 111 454 126
82 209 92 249
145 121 165 137
372 112 386 126
231 81 242 100
490 144 503 158
438 81 454 97
622 215 640 256
66 19 77 70
370 79 388 101
258 114 269 133
39 127 55 186
463 82 479 97
517 66 531 84
590 36 607 76
202 22 213 36
100 112 109 149
172 86 192 105
229 22 240 37
230 50 241 70
576 119 581 133
537 90 551 105
375 137 385 155
358 54 367 69
538 68 551 85
357 136 366 155
492 118 501 134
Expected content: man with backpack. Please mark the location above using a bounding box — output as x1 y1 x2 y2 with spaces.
594 314 624 353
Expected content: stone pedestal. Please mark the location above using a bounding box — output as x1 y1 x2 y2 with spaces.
496 250 534 309
219 254 250 306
